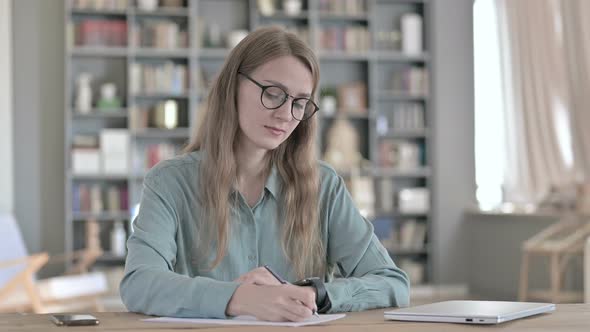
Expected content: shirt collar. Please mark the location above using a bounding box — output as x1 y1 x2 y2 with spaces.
264 165 281 199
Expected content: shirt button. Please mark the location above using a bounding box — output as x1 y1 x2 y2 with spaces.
248 255 255 261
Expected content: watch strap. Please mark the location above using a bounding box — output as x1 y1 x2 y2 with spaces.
293 277 332 313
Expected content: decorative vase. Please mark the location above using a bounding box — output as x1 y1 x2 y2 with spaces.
401 13 423 55
75 72 93 114
138 0 158 11
283 0 302 16
258 0 276 16
98 83 121 110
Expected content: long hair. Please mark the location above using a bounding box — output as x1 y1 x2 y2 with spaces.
184 26 323 278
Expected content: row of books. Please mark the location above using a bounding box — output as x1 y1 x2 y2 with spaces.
378 139 424 170
130 62 188 95
73 183 129 213
133 143 180 174
319 0 366 15
72 0 129 11
376 103 426 134
74 19 127 47
373 218 427 252
129 101 188 130
391 67 429 96
132 20 188 49
319 26 370 53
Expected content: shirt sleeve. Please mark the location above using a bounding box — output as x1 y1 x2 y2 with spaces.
119 170 240 318
323 174 410 312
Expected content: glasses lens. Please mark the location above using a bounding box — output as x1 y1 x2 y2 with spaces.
262 87 287 109
292 99 317 121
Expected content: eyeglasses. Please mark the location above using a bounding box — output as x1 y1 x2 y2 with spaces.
238 71 319 121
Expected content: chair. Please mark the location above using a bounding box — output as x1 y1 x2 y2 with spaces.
0 213 108 313
519 214 590 303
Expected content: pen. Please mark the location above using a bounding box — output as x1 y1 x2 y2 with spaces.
263 265 320 318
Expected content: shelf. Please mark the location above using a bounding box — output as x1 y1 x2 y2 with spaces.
133 93 190 99
376 0 427 4
70 173 129 181
373 51 430 62
199 48 230 58
131 128 190 139
321 112 371 120
70 8 128 16
319 52 370 61
97 253 127 264
72 109 128 118
72 211 130 221
132 7 189 17
372 211 429 219
373 167 431 178
259 11 309 20
376 92 428 101
70 47 128 57
134 48 190 58
319 12 369 22
378 128 429 139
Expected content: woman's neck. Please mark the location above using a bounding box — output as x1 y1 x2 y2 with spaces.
235 140 269 184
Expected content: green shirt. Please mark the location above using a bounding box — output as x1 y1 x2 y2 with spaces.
120 151 409 318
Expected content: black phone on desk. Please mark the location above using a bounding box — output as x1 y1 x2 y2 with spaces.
51 314 99 326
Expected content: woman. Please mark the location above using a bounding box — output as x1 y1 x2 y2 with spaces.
120 26 409 322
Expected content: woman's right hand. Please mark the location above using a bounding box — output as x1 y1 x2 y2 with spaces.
226 283 317 322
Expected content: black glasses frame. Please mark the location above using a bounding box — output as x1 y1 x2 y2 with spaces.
238 71 319 121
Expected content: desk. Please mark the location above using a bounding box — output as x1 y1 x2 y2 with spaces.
1 304 588 331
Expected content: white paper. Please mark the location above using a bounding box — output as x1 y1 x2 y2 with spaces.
142 313 346 327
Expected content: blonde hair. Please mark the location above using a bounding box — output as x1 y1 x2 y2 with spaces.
184 26 324 278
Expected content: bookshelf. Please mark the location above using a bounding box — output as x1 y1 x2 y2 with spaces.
64 0 433 286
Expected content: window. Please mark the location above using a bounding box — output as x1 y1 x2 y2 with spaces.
473 0 505 210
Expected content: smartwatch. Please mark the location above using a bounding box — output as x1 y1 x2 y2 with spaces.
293 277 332 313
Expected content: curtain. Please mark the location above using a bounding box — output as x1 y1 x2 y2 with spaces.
561 0 590 182
495 0 588 204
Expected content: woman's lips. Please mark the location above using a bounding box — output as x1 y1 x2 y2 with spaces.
264 126 285 136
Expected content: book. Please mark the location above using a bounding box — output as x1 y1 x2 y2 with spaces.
100 129 129 175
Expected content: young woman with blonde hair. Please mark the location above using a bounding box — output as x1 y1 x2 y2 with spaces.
120 26 409 322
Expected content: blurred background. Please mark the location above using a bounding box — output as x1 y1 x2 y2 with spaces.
0 0 589 313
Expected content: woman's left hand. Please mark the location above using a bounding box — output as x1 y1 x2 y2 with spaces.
234 267 284 285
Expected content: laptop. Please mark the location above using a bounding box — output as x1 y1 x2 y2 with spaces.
384 300 555 324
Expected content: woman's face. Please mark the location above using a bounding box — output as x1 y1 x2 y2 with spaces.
236 55 314 152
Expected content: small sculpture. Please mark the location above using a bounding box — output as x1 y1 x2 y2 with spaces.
75 72 93 114
323 117 363 172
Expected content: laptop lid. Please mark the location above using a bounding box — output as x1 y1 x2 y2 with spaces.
384 300 555 324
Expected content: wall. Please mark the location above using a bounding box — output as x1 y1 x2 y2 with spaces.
12 0 65 260
0 0 13 213
430 0 477 284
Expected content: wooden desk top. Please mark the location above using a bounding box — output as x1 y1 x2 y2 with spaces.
1 304 588 331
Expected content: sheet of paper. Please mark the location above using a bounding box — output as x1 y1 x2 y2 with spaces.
143 313 346 327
